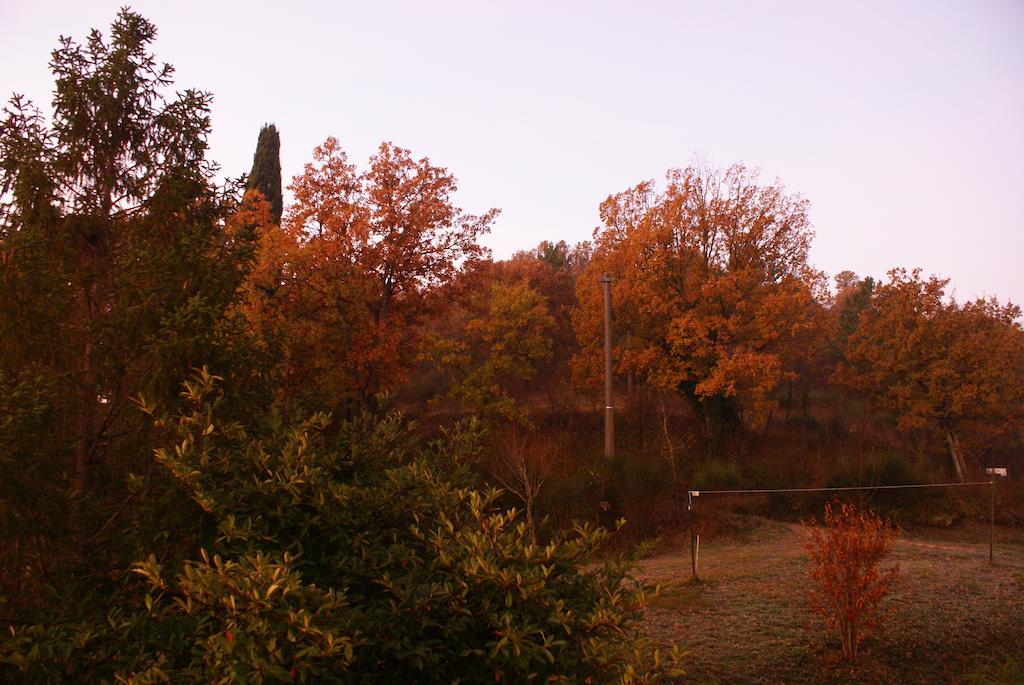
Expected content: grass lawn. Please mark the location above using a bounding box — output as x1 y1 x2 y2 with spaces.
637 517 1024 684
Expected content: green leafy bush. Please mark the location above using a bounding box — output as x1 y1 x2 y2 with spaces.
1 370 681 683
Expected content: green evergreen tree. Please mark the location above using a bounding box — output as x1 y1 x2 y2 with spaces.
246 123 283 224
0 9 262 612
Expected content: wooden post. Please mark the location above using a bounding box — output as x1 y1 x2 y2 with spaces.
990 478 995 565
984 468 1008 564
600 274 614 463
626 331 633 401
688 490 698 579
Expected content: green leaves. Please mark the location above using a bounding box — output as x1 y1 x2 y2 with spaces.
433 282 556 428
1 8 268 634
3 371 678 682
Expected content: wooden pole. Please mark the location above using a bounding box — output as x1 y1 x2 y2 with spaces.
626 331 633 401
601 274 614 463
989 479 995 564
688 490 698 579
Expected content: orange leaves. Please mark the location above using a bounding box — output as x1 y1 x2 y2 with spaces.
835 268 1024 475
227 189 274 238
574 161 823 434
286 136 359 242
286 138 495 320
694 349 782 403
242 137 495 409
803 501 899 659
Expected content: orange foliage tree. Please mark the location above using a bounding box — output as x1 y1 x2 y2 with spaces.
573 163 824 451
242 137 496 412
804 501 899 659
835 268 1024 480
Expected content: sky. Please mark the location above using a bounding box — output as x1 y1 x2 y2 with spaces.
2 0 1023 304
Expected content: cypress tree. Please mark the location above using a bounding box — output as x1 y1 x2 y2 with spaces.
246 123 283 224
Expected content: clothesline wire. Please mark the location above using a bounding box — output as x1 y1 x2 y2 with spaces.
688 481 992 496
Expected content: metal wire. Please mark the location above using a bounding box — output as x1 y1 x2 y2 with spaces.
684 479 999 577
689 481 993 496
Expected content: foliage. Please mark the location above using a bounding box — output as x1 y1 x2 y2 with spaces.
0 370 63 610
498 242 590 399
0 8 265 614
690 459 742 491
242 136 496 413
246 124 283 224
835 268 1024 480
432 281 556 426
831 273 875 357
574 162 825 451
1 370 682 683
4 7 1024 683
803 501 899 659
490 428 566 543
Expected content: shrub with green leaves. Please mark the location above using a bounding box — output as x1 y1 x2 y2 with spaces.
1 370 680 683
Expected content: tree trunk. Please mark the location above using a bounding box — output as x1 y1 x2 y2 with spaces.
658 389 678 483
70 214 111 496
72 395 93 495
944 430 967 482
72 277 98 496
784 380 793 430
637 376 645 448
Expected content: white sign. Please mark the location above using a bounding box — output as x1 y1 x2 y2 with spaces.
985 467 1008 477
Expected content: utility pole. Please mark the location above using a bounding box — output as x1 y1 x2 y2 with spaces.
601 273 614 462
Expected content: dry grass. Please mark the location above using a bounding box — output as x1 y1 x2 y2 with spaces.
637 517 1024 684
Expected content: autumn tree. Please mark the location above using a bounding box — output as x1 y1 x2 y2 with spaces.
774 269 872 432
245 123 283 224
0 9 264 608
835 268 1024 480
243 137 496 413
574 163 824 452
239 192 375 413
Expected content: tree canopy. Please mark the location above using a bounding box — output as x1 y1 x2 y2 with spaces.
243 136 496 412
574 163 824 450
836 269 1024 479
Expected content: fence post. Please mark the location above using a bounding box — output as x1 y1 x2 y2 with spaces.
989 478 995 565
688 490 698 579
985 468 1008 564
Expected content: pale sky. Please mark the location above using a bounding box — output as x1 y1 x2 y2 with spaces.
3 1 1023 304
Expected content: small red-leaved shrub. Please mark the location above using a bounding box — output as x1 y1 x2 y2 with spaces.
804 501 899 659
